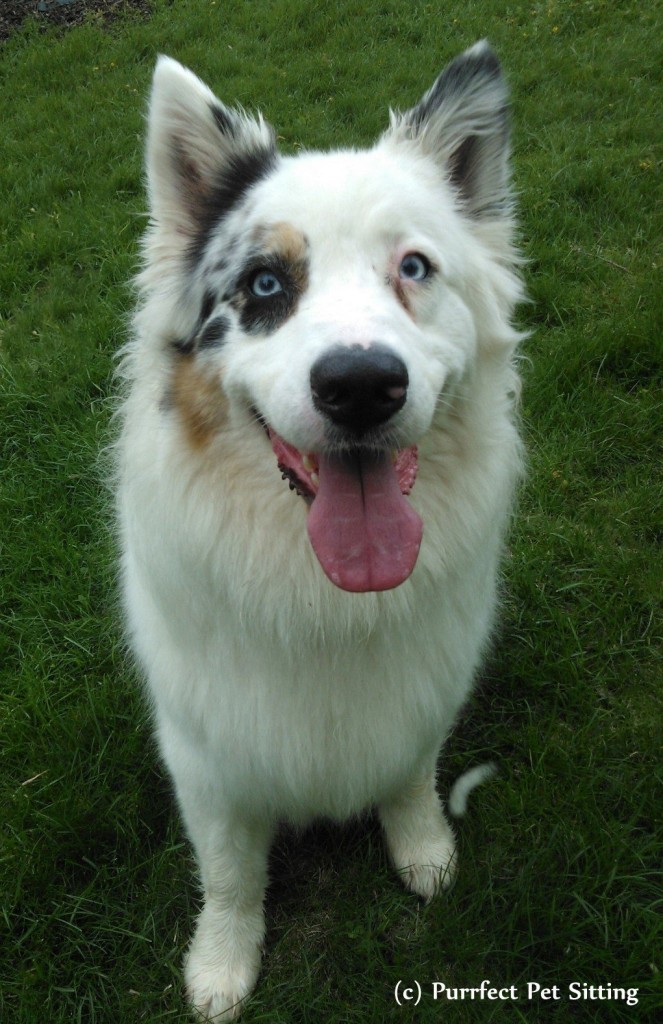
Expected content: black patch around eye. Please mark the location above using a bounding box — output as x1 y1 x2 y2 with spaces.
238 292 295 335
233 255 301 336
198 314 231 349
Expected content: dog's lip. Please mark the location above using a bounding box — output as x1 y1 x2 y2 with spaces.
264 422 418 501
270 429 319 501
251 407 418 500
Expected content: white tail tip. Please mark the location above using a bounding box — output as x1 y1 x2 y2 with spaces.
448 761 498 817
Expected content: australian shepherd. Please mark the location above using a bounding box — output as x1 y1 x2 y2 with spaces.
116 41 525 1020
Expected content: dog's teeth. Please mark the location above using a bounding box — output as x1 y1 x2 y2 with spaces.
310 472 319 487
302 454 316 473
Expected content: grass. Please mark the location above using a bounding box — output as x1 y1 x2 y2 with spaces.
1 0 661 1021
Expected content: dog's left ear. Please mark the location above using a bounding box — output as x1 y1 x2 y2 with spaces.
384 41 511 220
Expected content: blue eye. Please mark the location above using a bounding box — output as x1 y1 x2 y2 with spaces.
250 270 284 298
399 253 430 281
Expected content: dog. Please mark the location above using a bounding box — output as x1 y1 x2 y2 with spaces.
115 41 525 1020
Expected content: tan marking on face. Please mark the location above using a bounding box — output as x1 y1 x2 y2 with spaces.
260 221 308 259
171 357 227 450
257 221 309 292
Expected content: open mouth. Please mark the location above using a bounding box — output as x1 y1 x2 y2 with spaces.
267 427 423 593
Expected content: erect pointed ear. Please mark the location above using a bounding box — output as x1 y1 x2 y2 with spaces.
384 41 512 220
145 56 278 257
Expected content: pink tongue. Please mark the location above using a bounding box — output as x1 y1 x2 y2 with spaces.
307 451 423 593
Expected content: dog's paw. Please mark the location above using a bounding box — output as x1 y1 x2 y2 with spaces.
184 915 261 1022
381 798 458 901
393 832 458 901
185 955 259 1022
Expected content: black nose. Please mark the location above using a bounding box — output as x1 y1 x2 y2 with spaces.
310 344 409 434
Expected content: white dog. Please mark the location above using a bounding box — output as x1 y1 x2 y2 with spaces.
116 41 525 1020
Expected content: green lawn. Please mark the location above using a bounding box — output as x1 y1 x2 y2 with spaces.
1 1 661 1021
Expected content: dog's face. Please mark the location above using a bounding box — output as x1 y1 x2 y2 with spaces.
141 44 516 593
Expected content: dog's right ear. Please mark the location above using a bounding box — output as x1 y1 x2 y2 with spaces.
145 56 277 255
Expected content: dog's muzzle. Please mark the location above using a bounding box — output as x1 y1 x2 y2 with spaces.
267 344 422 593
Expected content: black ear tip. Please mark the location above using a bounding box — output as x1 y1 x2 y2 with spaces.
404 42 508 139
447 40 504 88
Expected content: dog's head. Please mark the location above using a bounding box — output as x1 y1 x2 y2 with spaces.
139 43 521 593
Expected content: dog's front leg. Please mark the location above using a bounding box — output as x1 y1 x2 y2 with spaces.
379 760 457 902
174 775 273 1021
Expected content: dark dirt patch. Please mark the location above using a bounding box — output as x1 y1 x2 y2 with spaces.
1 0 152 44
